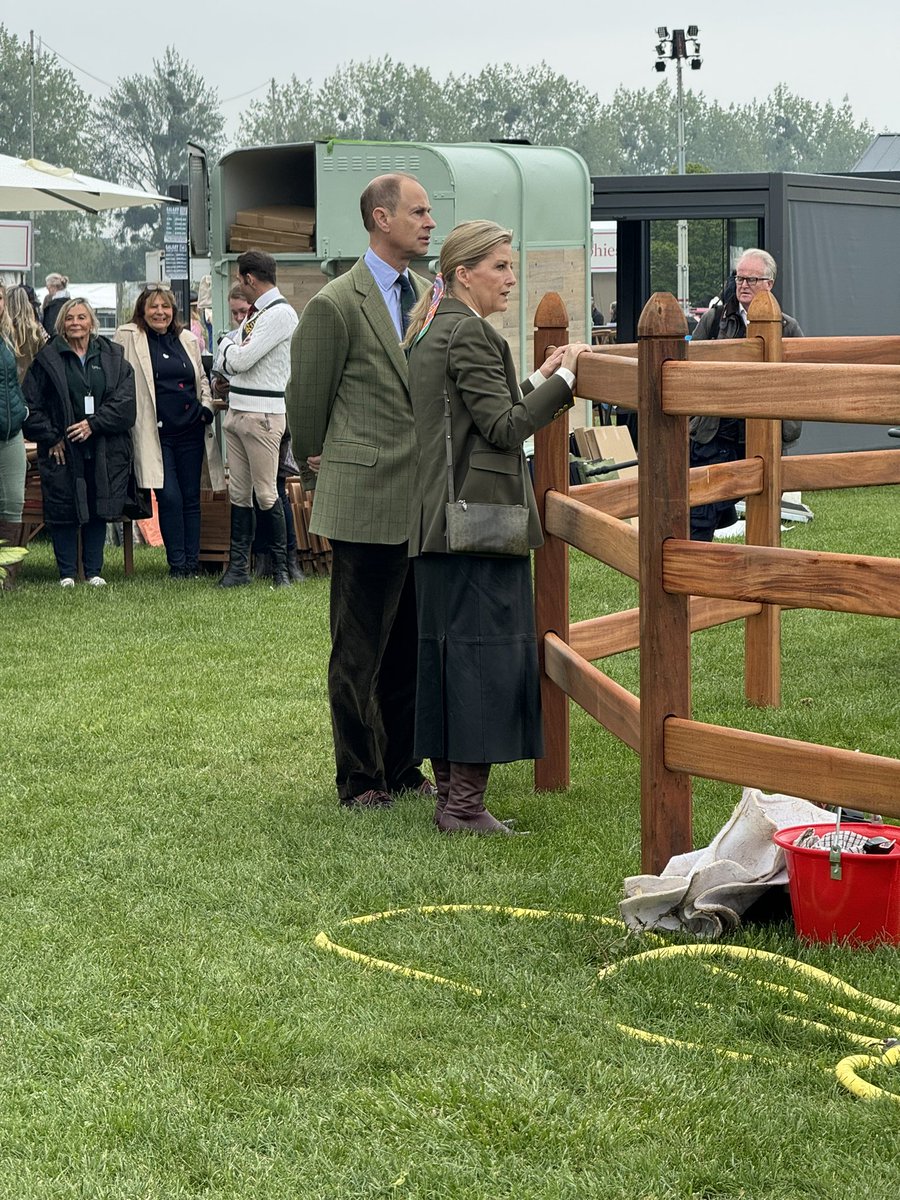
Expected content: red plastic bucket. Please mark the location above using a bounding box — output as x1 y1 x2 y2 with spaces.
773 823 900 945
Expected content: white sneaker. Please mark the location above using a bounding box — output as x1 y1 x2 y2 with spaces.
60 577 76 588
87 576 107 587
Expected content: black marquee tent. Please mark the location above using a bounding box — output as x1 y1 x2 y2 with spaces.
591 166 900 453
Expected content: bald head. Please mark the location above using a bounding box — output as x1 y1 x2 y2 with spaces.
360 173 435 272
360 173 418 232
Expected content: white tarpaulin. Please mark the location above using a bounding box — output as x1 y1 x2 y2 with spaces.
620 788 835 938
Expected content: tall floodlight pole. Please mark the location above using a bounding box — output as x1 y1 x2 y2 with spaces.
29 30 37 287
654 26 702 315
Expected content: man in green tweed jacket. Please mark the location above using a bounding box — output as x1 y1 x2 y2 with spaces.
286 174 437 809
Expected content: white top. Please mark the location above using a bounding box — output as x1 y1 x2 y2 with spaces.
216 286 298 413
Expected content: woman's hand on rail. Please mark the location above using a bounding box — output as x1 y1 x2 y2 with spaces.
560 343 593 374
539 343 593 379
538 345 566 378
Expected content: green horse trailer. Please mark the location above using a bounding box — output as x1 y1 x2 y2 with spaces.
188 139 591 378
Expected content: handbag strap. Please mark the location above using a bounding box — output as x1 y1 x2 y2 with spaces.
442 320 528 507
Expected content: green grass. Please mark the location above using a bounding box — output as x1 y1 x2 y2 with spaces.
1 487 899 1199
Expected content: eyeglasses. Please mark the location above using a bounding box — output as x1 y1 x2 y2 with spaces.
735 275 772 286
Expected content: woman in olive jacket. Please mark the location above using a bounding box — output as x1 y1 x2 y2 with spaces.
23 297 136 585
404 220 590 834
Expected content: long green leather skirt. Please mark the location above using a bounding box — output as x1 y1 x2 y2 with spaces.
412 553 544 764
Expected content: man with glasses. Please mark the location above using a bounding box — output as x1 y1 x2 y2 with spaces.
689 248 803 540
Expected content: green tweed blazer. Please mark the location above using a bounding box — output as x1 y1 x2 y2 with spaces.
286 257 428 544
407 299 574 556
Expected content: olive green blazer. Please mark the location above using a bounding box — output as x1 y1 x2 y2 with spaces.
286 257 428 544
407 299 573 556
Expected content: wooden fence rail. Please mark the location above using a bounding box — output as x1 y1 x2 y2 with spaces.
532 288 900 872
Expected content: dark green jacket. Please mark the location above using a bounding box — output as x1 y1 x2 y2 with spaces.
0 339 26 442
407 299 573 556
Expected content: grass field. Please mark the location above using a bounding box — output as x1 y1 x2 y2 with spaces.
1 487 899 1199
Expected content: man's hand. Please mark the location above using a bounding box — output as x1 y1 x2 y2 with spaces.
307 454 322 475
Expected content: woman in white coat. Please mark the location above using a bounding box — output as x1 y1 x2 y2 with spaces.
115 287 224 577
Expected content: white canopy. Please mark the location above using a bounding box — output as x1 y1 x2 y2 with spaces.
0 154 173 214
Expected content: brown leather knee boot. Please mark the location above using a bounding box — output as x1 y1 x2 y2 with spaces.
431 757 452 825
438 762 512 835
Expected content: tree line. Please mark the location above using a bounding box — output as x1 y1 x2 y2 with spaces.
0 27 876 283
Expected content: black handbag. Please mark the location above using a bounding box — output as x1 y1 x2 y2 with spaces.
442 325 530 558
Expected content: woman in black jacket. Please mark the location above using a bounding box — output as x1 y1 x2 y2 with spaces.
23 298 136 587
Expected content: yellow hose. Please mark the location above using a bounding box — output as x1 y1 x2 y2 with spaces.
314 904 900 1105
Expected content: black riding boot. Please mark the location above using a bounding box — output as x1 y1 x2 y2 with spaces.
258 501 291 588
218 505 254 587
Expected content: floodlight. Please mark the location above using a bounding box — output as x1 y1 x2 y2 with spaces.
687 24 698 36
654 61 666 72
656 42 665 55
690 57 702 69
657 26 668 37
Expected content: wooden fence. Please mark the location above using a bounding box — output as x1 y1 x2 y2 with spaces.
532 289 900 874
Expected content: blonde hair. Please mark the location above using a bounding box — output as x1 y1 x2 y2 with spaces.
55 297 99 338
0 284 12 349
45 272 69 290
5 286 47 374
403 220 513 346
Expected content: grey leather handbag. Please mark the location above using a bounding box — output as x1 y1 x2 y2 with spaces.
442 324 530 558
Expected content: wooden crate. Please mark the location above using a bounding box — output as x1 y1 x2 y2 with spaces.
286 477 331 576
199 489 231 567
21 464 44 544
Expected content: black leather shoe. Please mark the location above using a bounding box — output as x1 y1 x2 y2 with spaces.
339 789 394 810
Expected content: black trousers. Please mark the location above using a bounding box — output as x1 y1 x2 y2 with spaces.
689 434 743 541
328 539 424 800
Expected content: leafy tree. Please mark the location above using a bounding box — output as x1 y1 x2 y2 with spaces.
0 24 102 282
750 85 872 173
444 63 606 148
0 25 94 166
239 60 873 181
240 59 452 145
92 47 225 261
240 76 318 146
589 82 873 177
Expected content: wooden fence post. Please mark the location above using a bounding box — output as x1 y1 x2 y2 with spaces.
639 293 692 872
533 292 570 791
744 290 784 708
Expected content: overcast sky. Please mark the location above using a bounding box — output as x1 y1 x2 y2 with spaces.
10 1 900 142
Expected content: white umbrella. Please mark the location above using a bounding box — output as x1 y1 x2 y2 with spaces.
0 153 174 213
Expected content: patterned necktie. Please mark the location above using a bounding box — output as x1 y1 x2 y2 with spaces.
242 303 259 342
397 273 415 334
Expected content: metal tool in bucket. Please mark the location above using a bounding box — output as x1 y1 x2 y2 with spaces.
793 807 896 880
774 814 900 944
